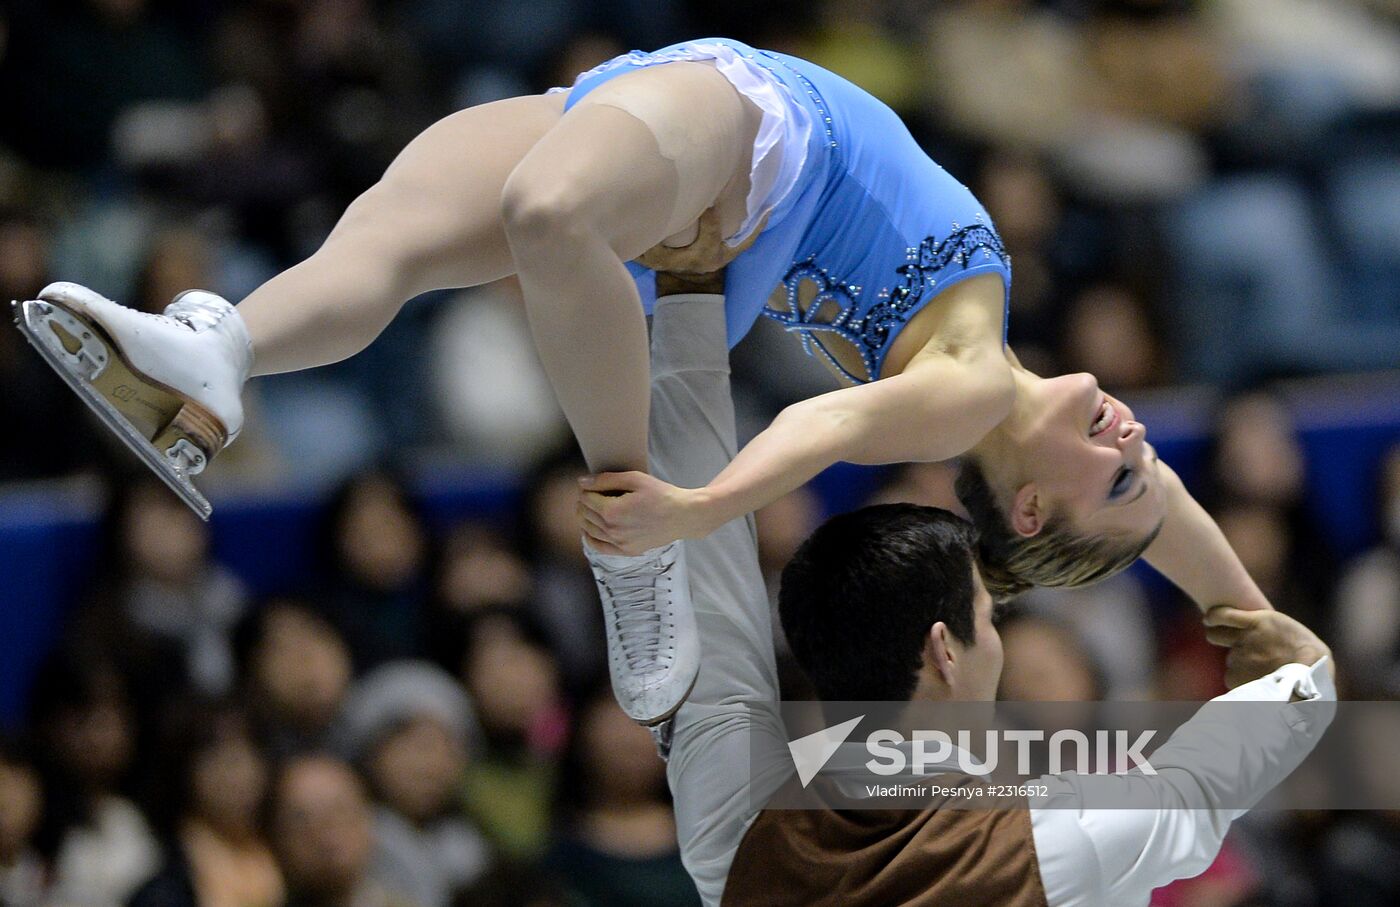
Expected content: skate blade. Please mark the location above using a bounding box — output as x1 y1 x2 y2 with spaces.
12 299 214 520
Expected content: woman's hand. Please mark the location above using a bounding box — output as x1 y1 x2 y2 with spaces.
576 472 716 555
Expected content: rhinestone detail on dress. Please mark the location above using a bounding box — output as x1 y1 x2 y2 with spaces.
762 223 1010 383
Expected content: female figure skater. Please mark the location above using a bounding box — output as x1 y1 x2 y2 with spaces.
17 38 1268 726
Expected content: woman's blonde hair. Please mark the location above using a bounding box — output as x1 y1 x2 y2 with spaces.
954 459 1162 602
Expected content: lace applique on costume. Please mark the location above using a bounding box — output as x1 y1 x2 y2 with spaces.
762 222 1010 383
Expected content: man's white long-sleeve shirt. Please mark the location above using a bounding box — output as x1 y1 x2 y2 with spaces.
1029 658 1336 907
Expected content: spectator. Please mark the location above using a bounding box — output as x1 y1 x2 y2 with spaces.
450 870 569 907
458 610 568 864
0 209 109 481
925 1 1082 152
1204 392 1338 624
864 462 961 511
1318 812 1400 907
282 0 434 199
1015 570 1158 700
436 524 533 613
518 447 606 691
1152 837 1263 907
0 736 45 907
996 611 1104 703
1333 444 1400 695
1313 707 1400 905
755 486 825 601
427 522 534 672
547 686 699 907
1215 501 1302 613
1060 282 1170 390
27 648 160 907
754 487 825 699
73 476 250 706
0 0 208 171
541 33 629 96
1166 167 1400 384
798 0 924 113
1154 605 1231 702
1208 393 1308 511
973 147 1071 375
131 227 217 315
319 469 432 672
270 754 418 907
337 662 493 907
130 700 283 907
237 599 354 759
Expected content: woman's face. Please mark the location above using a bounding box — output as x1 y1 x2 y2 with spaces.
254 607 352 731
368 717 465 823
51 691 134 790
437 526 533 613
192 734 268 836
0 760 42 860
336 479 426 591
1214 394 1303 508
463 622 559 737
579 697 665 805
532 471 589 566
1010 373 1166 540
997 617 1098 702
122 483 209 583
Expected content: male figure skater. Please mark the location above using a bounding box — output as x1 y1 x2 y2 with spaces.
624 288 1335 906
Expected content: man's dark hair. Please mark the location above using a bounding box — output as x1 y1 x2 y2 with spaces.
778 504 978 703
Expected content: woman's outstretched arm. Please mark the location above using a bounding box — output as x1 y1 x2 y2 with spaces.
1143 461 1274 612
579 344 1014 554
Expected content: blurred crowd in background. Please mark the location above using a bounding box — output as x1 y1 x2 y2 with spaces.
1 1 1399 906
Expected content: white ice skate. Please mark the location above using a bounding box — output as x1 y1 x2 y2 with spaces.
12 282 252 519
585 538 700 726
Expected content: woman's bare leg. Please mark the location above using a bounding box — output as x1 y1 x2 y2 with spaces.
237 61 755 476
236 92 567 376
28 63 753 726
500 62 755 473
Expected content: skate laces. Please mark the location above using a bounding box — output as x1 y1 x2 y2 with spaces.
599 548 677 672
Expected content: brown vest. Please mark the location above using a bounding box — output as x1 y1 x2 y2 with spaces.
721 776 1048 907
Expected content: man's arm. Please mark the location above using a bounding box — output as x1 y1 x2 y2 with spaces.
1143 460 1273 613
1029 615 1335 906
636 287 782 705
634 288 788 907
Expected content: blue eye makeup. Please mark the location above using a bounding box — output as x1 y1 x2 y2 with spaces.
1110 467 1135 499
